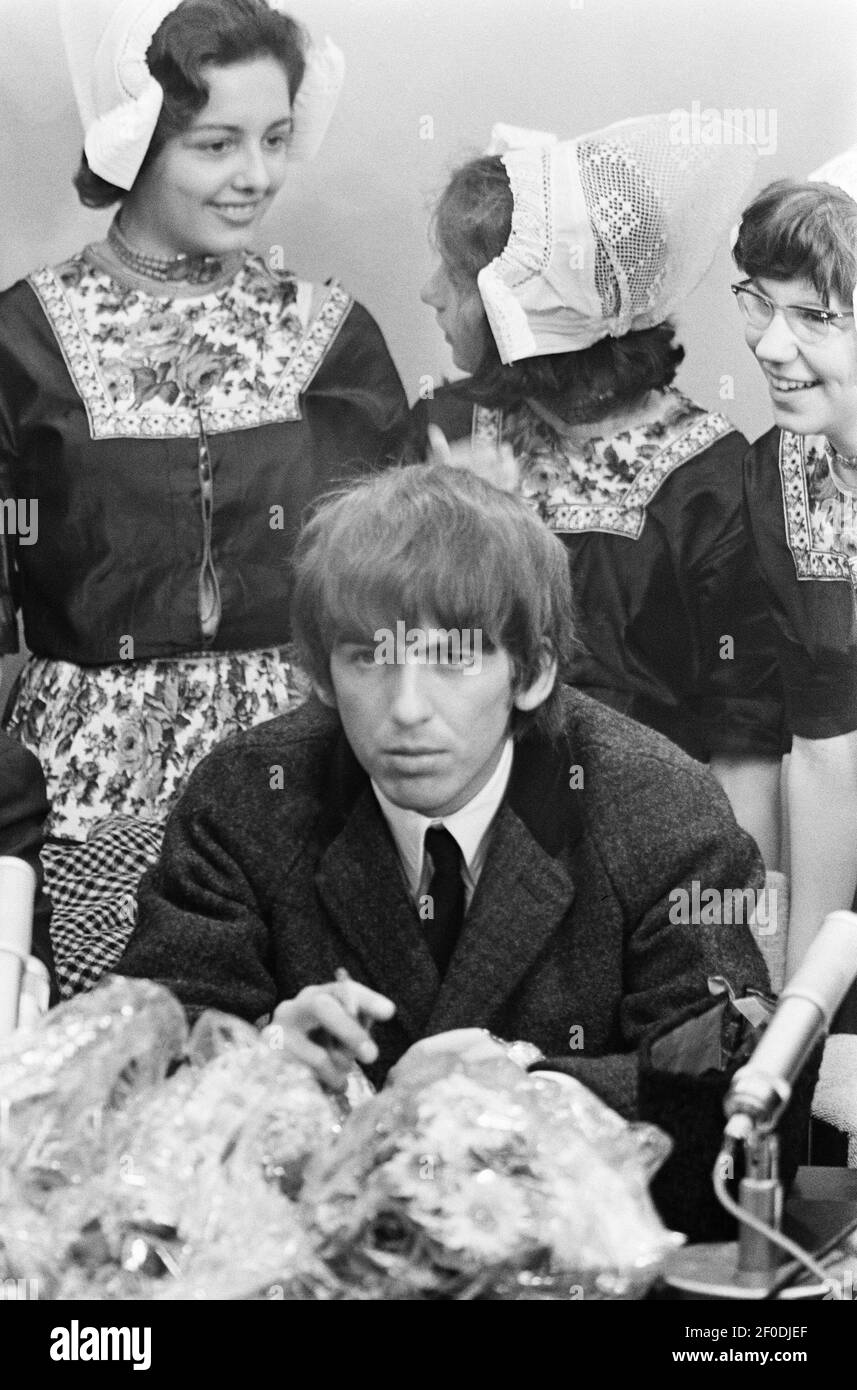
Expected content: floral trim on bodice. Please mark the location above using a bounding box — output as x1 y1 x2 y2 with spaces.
27 252 352 439
778 430 857 586
472 390 735 538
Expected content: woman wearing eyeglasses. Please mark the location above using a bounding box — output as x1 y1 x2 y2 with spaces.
733 178 857 972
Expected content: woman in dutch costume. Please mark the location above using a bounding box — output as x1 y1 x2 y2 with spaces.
732 153 857 979
0 0 410 997
415 118 785 867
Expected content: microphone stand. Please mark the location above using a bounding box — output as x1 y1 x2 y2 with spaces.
664 910 857 1298
734 1127 783 1288
664 1119 835 1299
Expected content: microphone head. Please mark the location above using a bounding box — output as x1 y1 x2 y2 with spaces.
0 856 36 961
723 910 857 1131
780 909 857 1026
0 856 36 1039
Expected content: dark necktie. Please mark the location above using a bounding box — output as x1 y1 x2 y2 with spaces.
423 825 466 975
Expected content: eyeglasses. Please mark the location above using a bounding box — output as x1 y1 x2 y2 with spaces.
731 281 855 344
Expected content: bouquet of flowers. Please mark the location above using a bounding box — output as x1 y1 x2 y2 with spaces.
0 979 346 1299
302 1049 680 1300
0 982 681 1300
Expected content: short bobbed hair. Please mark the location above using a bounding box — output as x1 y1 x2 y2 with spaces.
290 464 576 741
433 155 684 418
733 178 857 305
74 0 307 209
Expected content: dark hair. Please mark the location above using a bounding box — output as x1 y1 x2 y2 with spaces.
733 178 857 305
290 463 576 742
74 0 307 209
432 154 684 419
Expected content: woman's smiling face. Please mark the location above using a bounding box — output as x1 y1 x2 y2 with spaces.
121 55 293 259
744 274 857 452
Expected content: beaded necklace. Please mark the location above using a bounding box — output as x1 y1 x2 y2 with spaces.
107 215 227 287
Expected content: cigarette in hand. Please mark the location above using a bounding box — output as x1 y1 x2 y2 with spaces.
334 966 357 1011
335 967 373 1032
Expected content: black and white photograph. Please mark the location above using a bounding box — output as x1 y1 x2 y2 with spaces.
1 0 856 1351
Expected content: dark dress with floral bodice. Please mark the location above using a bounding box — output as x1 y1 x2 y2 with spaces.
0 245 410 993
742 427 857 741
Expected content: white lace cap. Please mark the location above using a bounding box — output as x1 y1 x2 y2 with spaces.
286 35 345 162
477 113 759 364
59 0 344 191
486 123 558 156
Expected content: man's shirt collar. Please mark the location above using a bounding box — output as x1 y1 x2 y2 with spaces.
372 737 514 903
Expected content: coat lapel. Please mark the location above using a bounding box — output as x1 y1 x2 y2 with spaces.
427 804 576 1033
313 740 440 1041
313 718 585 1043
428 722 584 1033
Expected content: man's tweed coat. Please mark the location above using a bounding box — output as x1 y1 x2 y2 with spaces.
119 688 769 1117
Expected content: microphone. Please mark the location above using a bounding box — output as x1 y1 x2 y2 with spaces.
0 856 36 1038
664 909 857 1299
724 909 857 1139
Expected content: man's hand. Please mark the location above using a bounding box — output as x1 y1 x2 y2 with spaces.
266 981 395 1090
389 1027 511 1084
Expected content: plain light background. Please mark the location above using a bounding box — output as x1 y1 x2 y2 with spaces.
1 0 856 703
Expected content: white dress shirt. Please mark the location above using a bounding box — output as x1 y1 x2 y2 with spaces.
372 738 514 911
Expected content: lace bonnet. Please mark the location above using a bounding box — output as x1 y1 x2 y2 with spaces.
59 0 345 191
478 113 759 364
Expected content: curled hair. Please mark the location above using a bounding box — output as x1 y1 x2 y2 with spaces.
74 0 307 208
290 464 576 742
432 155 684 418
733 178 857 305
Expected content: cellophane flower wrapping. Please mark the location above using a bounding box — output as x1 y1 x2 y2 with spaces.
300 1050 681 1300
0 978 344 1299
1 981 680 1299
0 975 186 1190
